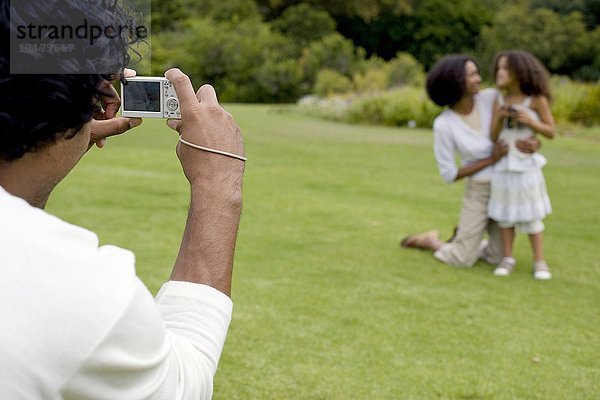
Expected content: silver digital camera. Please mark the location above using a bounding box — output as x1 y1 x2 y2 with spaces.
121 77 181 119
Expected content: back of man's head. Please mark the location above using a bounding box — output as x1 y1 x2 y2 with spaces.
0 0 138 162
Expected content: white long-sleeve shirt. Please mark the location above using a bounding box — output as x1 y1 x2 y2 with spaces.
432 88 498 183
0 186 232 400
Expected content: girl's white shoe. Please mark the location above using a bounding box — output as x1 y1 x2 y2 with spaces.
493 257 516 276
533 260 552 280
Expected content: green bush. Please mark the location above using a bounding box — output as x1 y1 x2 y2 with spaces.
352 66 389 94
299 33 365 88
414 93 444 127
550 76 589 124
386 52 426 88
340 87 441 127
346 95 388 124
152 18 299 102
301 75 597 129
571 84 600 126
184 0 262 24
313 69 353 97
253 55 305 102
271 4 336 50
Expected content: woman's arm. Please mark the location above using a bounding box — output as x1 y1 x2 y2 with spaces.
434 118 508 183
517 95 555 139
454 141 507 181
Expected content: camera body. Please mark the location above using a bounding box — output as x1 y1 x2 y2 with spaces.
121 77 181 119
504 105 519 129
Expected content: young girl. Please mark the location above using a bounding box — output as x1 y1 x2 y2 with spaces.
487 50 555 280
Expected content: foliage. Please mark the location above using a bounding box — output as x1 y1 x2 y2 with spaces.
147 0 600 103
347 88 442 127
151 0 262 30
571 84 600 126
530 0 600 28
478 6 597 79
252 54 305 102
352 57 389 94
336 0 493 68
313 69 353 97
385 52 426 88
270 4 337 50
300 76 599 129
409 0 493 69
550 76 591 125
298 33 365 88
183 0 262 23
299 87 442 128
152 18 300 102
255 0 413 20
150 0 188 31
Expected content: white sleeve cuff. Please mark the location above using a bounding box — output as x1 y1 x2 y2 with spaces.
155 281 233 315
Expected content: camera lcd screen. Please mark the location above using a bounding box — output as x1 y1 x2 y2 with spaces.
124 81 161 112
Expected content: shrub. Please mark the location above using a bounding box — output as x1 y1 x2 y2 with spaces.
271 4 337 50
386 52 426 88
152 18 298 102
353 67 389 94
550 76 589 124
253 55 305 102
300 75 597 130
344 87 442 127
346 95 388 124
313 69 353 97
571 84 600 126
351 53 426 95
299 33 366 89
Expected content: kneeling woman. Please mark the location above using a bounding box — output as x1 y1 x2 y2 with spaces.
401 54 536 267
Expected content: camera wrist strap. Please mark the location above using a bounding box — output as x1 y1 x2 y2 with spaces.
178 135 247 162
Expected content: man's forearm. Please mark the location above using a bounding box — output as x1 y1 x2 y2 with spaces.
170 179 243 297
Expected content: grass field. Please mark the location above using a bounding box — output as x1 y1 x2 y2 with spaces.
49 105 599 399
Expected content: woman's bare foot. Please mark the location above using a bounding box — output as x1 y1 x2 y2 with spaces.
400 230 441 250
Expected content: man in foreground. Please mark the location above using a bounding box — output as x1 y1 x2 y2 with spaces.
0 1 245 398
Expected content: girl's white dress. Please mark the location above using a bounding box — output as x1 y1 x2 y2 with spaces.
487 96 552 225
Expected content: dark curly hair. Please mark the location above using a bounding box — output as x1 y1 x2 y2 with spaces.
426 54 478 107
492 50 552 102
0 0 140 162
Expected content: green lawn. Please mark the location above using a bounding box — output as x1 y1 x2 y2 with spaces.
49 105 599 399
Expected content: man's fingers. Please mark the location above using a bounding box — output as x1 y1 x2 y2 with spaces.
165 68 199 116
91 117 142 141
166 119 182 132
102 85 121 119
124 68 137 78
197 84 219 106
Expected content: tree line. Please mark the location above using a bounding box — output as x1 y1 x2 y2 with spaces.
146 0 600 102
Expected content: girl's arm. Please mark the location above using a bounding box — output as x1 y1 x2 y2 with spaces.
490 98 502 142
518 95 555 139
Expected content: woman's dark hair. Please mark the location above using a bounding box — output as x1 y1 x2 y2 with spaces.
426 54 478 107
0 0 141 162
492 50 552 102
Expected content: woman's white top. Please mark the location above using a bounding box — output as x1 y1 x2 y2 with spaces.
433 88 498 183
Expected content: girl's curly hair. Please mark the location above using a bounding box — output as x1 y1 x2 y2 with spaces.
492 50 552 102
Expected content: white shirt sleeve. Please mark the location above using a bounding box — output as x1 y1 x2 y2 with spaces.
433 116 458 183
62 279 232 400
